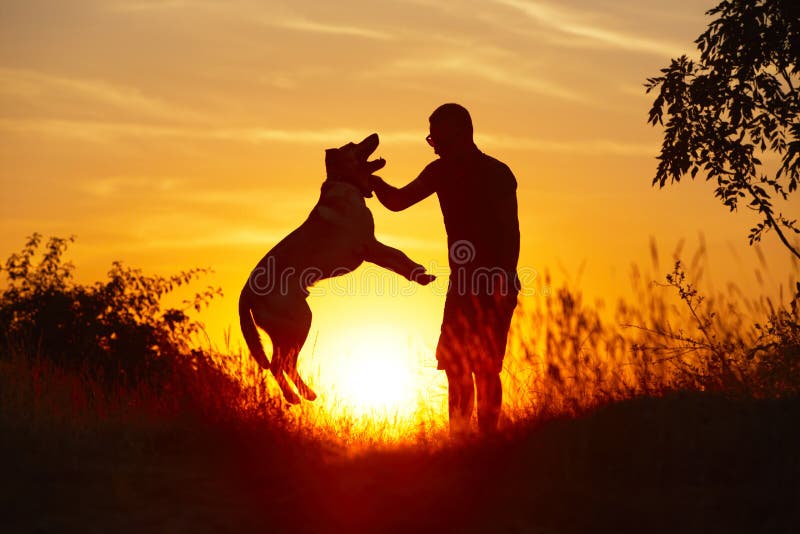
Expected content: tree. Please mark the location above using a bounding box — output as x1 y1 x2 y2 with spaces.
646 0 800 259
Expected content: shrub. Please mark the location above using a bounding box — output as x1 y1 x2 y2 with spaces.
0 233 222 385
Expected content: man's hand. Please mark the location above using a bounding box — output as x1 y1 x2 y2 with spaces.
368 175 384 194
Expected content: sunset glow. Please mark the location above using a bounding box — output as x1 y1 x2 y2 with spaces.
319 326 418 415
1 1 797 435
290 322 448 439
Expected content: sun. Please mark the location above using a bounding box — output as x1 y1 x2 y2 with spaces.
310 324 421 418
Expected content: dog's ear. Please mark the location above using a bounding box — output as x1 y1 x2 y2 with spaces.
356 133 379 159
325 147 337 161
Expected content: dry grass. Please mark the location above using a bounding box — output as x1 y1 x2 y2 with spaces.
1 243 799 532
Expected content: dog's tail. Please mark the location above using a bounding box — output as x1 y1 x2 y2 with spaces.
239 293 271 370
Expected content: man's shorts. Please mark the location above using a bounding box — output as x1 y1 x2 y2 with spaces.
435 280 519 374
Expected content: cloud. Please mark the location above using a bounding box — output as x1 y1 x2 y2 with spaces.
134 229 291 250
0 68 200 122
492 0 686 57
477 133 655 156
0 117 410 145
77 175 182 197
212 126 416 145
272 16 393 40
0 117 653 156
107 1 392 40
0 118 182 143
372 55 589 104
106 0 219 12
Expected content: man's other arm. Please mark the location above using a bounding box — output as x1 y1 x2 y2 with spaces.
370 164 437 212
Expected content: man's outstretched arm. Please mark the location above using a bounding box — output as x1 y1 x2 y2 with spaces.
370 166 437 212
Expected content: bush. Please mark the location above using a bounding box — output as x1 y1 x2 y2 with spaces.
0 233 222 385
517 250 800 415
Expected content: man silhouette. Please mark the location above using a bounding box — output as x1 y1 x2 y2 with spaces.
371 103 520 435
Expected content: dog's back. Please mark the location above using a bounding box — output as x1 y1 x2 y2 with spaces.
245 180 375 298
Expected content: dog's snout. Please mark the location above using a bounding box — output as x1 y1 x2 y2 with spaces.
366 158 386 173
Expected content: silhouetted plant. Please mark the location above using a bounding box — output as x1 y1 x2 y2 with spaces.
646 0 800 259
750 280 800 395
0 233 222 385
619 260 800 397
517 243 800 417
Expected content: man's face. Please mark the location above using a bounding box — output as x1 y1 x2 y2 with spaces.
428 121 463 158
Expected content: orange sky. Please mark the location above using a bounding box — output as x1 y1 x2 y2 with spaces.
1 0 798 358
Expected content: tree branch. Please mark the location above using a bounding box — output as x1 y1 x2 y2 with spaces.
742 179 800 259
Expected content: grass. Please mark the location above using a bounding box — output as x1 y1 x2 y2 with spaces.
1 239 799 532
2 355 798 533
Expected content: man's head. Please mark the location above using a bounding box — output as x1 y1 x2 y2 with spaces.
427 103 474 158
325 133 386 197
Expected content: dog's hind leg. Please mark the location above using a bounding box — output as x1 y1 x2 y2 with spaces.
270 343 302 405
273 342 317 403
284 305 317 401
287 353 317 401
268 302 314 404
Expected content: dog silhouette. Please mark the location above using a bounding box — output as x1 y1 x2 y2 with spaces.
239 133 435 403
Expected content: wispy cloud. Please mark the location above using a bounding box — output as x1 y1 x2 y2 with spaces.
0 118 405 145
214 127 415 145
0 118 188 143
115 227 293 251
0 117 653 156
273 16 393 40
108 1 392 40
77 175 182 197
106 0 219 12
373 55 589 104
492 0 686 57
77 175 312 214
0 68 200 122
477 133 655 156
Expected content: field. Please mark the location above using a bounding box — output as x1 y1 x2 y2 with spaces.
3 358 798 533
1 236 799 533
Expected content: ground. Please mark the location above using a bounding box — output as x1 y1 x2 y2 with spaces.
3 393 798 533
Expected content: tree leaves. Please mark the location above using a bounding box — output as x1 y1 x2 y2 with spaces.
647 0 800 259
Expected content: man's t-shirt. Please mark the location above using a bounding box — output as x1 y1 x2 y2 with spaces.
372 148 520 293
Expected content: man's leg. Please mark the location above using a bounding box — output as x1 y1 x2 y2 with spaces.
475 370 502 434
445 367 474 436
473 287 516 434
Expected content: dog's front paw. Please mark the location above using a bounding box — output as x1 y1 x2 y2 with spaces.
415 273 436 286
